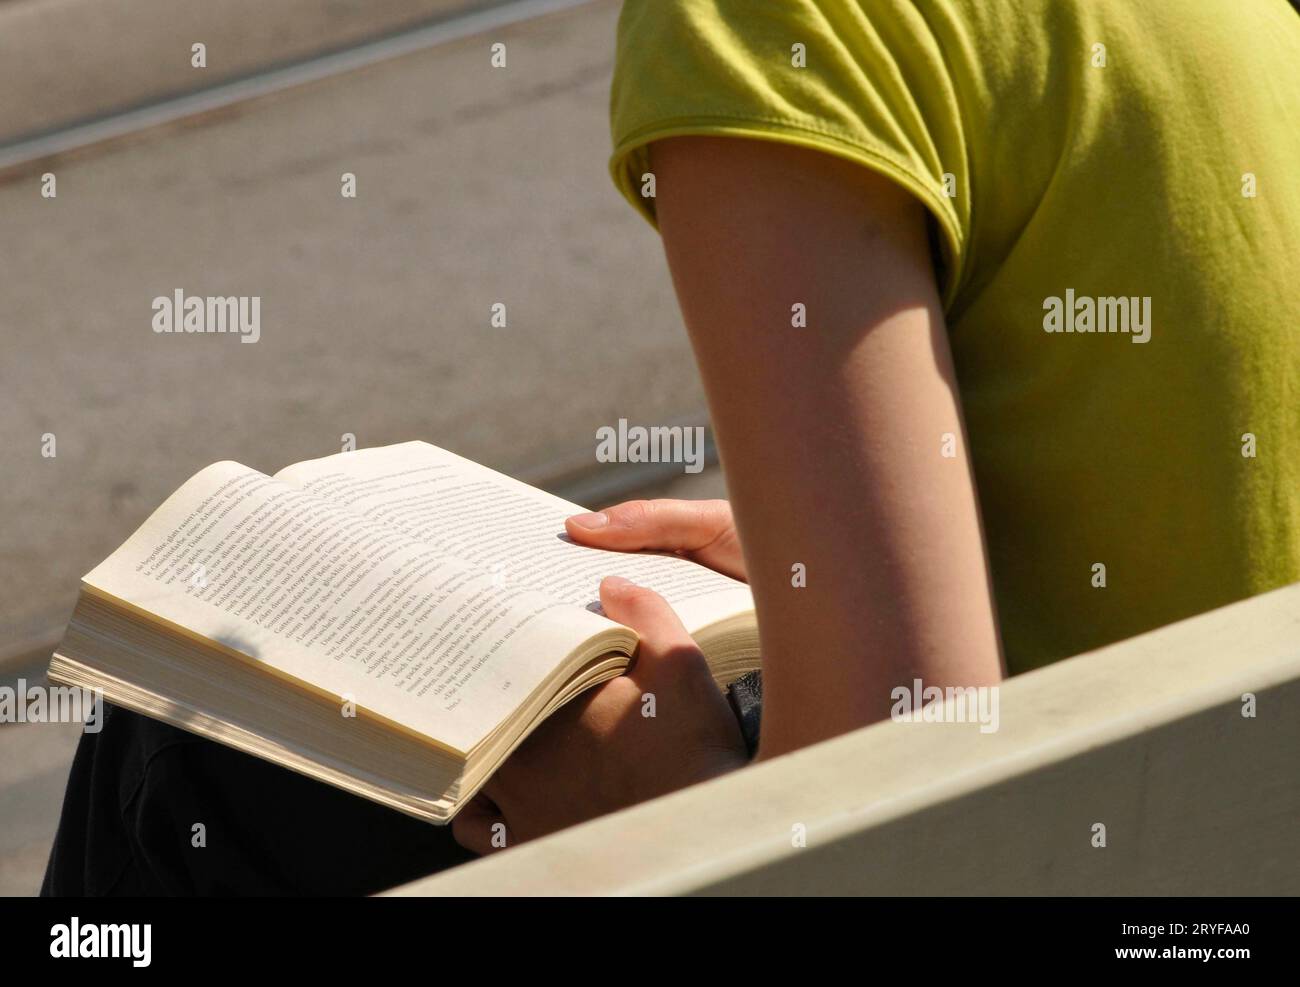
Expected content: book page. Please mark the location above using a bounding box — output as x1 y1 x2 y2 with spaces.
274 442 755 631
81 461 622 753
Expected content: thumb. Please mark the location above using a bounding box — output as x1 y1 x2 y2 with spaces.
598 576 703 680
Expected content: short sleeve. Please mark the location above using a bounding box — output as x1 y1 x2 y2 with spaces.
608 0 971 307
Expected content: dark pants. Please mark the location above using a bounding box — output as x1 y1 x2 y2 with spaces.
41 703 473 896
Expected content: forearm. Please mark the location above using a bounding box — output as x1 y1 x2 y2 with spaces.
711 344 1004 758
652 135 1004 758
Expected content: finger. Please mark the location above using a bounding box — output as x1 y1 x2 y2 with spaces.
451 794 510 856
567 499 732 554
599 576 703 679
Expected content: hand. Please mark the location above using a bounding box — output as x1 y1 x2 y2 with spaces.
451 575 749 853
565 498 747 581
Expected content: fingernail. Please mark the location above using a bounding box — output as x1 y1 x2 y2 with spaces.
569 511 608 529
603 576 635 590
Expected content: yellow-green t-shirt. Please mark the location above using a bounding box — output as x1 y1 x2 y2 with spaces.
608 0 1300 674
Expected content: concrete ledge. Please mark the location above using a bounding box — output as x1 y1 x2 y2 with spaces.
388 581 1300 895
0 0 498 144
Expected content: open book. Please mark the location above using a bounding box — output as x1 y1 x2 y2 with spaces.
49 442 758 823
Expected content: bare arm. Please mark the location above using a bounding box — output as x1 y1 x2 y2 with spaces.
651 136 1004 759
453 136 1007 849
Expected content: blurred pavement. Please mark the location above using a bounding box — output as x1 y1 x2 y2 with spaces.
0 0 504 142
0 0 731 896
1 0 712 653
